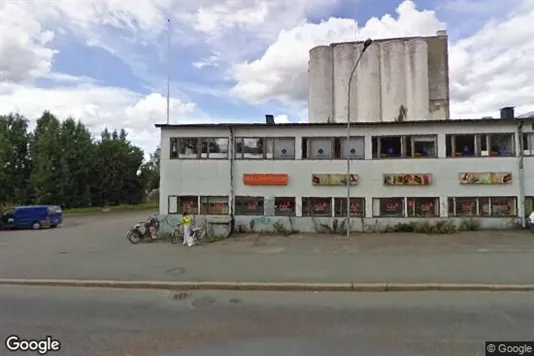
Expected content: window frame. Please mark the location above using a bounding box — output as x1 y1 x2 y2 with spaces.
372 135 438 159
522 132 534 156
200 196 229 215
407 197 440 217
333 197 365 217
200 137 230 159
274 197 296 216
301 136 365 160
234 137 296 160
448 197 517 217
446 133 516 158
302 197 333 217
235 196 265 216
168 195 199 214
372 197 406 217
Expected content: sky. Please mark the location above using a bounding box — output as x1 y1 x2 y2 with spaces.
1 0 533 158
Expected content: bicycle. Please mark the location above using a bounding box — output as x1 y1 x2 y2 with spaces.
171 223 206 245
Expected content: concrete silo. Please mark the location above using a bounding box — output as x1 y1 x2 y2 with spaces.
380 40 408 122
307 30 450 123
308 46 334 123
354 42 381 123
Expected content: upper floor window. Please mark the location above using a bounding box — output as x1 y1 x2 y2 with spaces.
301 137 364 159
372 135 437 159
201 138 229 158
170 137 229 159
446 133 515 157
522 133 534 155
235 137 295 159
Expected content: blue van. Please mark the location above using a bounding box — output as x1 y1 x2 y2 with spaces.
0 205 63 230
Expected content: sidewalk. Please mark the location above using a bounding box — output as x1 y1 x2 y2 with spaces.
1 230 534 284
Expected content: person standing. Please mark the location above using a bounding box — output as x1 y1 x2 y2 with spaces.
180 210 194 247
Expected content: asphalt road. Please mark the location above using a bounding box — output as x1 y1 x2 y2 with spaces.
1 285 533 356
1 212 534 284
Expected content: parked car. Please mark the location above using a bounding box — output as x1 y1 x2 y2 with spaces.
0 205 63 230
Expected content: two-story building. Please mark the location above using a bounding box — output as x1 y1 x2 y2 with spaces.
156 113 534 234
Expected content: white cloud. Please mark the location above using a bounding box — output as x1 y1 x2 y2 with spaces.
230 0 534 118
230 0 445 104
273 114 289 124
0 81 204 154
0 2 57 83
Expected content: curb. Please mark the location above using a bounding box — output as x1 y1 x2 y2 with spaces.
0 279 534 292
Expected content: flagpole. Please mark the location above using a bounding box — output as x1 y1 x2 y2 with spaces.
166 18 171 125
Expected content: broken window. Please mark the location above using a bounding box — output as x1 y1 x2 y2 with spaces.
178 138 200 158
235 138 264 159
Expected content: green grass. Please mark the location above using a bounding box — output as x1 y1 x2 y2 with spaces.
63 202 158 215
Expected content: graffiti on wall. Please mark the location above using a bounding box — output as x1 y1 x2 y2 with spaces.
458 172 512 185
383 173 432 186
251 216 271 225
312 174 358 186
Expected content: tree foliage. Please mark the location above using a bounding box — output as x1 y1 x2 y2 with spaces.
0 111 160 209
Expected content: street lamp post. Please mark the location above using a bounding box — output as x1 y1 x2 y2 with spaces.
346 38 373 239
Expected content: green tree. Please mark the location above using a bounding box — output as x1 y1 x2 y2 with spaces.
0 114 32 205
30 111 63 205
58 118 95 208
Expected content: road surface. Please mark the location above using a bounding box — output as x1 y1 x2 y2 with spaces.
1 212 534 284
1 285 533 356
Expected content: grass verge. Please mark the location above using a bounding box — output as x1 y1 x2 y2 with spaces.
63 202 158 215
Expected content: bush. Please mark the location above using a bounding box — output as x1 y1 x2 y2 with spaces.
459 218 480 231
393 222 416 232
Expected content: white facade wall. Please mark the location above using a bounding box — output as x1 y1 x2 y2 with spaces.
159 121 530 232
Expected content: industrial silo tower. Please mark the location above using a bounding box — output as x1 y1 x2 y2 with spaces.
308 30 450 123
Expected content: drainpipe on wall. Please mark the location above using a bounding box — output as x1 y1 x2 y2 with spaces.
229 126 235 234
518 120 526 228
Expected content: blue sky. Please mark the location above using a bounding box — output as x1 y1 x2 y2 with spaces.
1 0 532 157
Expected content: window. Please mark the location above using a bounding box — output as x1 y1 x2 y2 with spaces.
235 196 264 215
168 195 198 214
523 133 534 155
170 138 178 159
301 137 364 159
372 135 437 158
490 197 517 216
334 197 365 217
179 138 200 158
302 197 332 217
448 197 517 217
446 134 515 157
526 196 534 217
267 137 296 159
200 196 229 215
372 198 405 217
235 138 264 159
488 134 514 156
407 197 439 217
274 197 296 216
201 138 229 158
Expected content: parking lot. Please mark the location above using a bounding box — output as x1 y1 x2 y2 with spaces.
1 212 534 284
